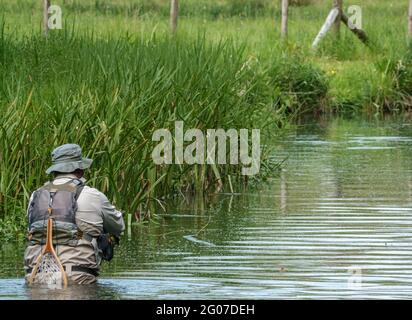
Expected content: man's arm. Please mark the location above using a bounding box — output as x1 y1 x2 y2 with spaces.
99 192 125 237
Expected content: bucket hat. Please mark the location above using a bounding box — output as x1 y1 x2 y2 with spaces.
46 144 93 174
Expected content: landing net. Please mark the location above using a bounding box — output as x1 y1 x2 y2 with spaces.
32 252 63 286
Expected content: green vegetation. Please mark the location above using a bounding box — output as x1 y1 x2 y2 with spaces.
0 29 318 240
0 0 412 239
2 0 411 113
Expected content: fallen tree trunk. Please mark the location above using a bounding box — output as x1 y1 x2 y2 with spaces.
312 8 369 49
312 8 340 49
341 12 369 45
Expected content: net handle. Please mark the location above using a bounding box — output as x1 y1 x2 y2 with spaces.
43 209 54 253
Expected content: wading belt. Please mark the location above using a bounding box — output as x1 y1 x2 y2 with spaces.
26 265 99 277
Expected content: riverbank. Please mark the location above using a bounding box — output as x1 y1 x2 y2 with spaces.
2 0 412 113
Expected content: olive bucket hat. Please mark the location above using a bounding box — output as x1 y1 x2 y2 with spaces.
46 144 93 174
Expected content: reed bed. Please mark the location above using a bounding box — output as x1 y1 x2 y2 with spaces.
0 27 329 239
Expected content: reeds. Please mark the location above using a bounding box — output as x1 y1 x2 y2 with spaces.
0 28 328 238
3 0 411 238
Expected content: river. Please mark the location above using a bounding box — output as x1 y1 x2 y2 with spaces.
2 118 412 299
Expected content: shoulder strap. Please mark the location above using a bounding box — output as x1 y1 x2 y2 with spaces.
43 179 85 200
72 179 85 200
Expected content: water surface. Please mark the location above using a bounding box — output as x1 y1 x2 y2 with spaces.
2 119 412 299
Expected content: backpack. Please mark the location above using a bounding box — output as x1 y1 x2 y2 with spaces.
28 179 84 246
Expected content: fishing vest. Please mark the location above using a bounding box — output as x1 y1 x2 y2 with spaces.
27 179 84 246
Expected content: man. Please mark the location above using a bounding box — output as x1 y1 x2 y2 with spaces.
24 144 125 284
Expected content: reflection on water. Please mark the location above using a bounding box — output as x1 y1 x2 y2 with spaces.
2 118 412 299
0 280 123 300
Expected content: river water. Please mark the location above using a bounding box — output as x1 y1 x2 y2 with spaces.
2 118 412 299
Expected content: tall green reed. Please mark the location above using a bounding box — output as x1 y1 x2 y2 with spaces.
1 28 320 239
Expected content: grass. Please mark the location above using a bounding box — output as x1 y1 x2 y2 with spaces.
0 28 326 239
0 0 412 239
2 0 411 112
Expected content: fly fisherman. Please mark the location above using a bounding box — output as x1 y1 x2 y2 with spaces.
24 144 125 285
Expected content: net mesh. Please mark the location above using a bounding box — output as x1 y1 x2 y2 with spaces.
32 252 63 286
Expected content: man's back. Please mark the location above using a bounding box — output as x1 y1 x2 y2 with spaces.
25 173 125 284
